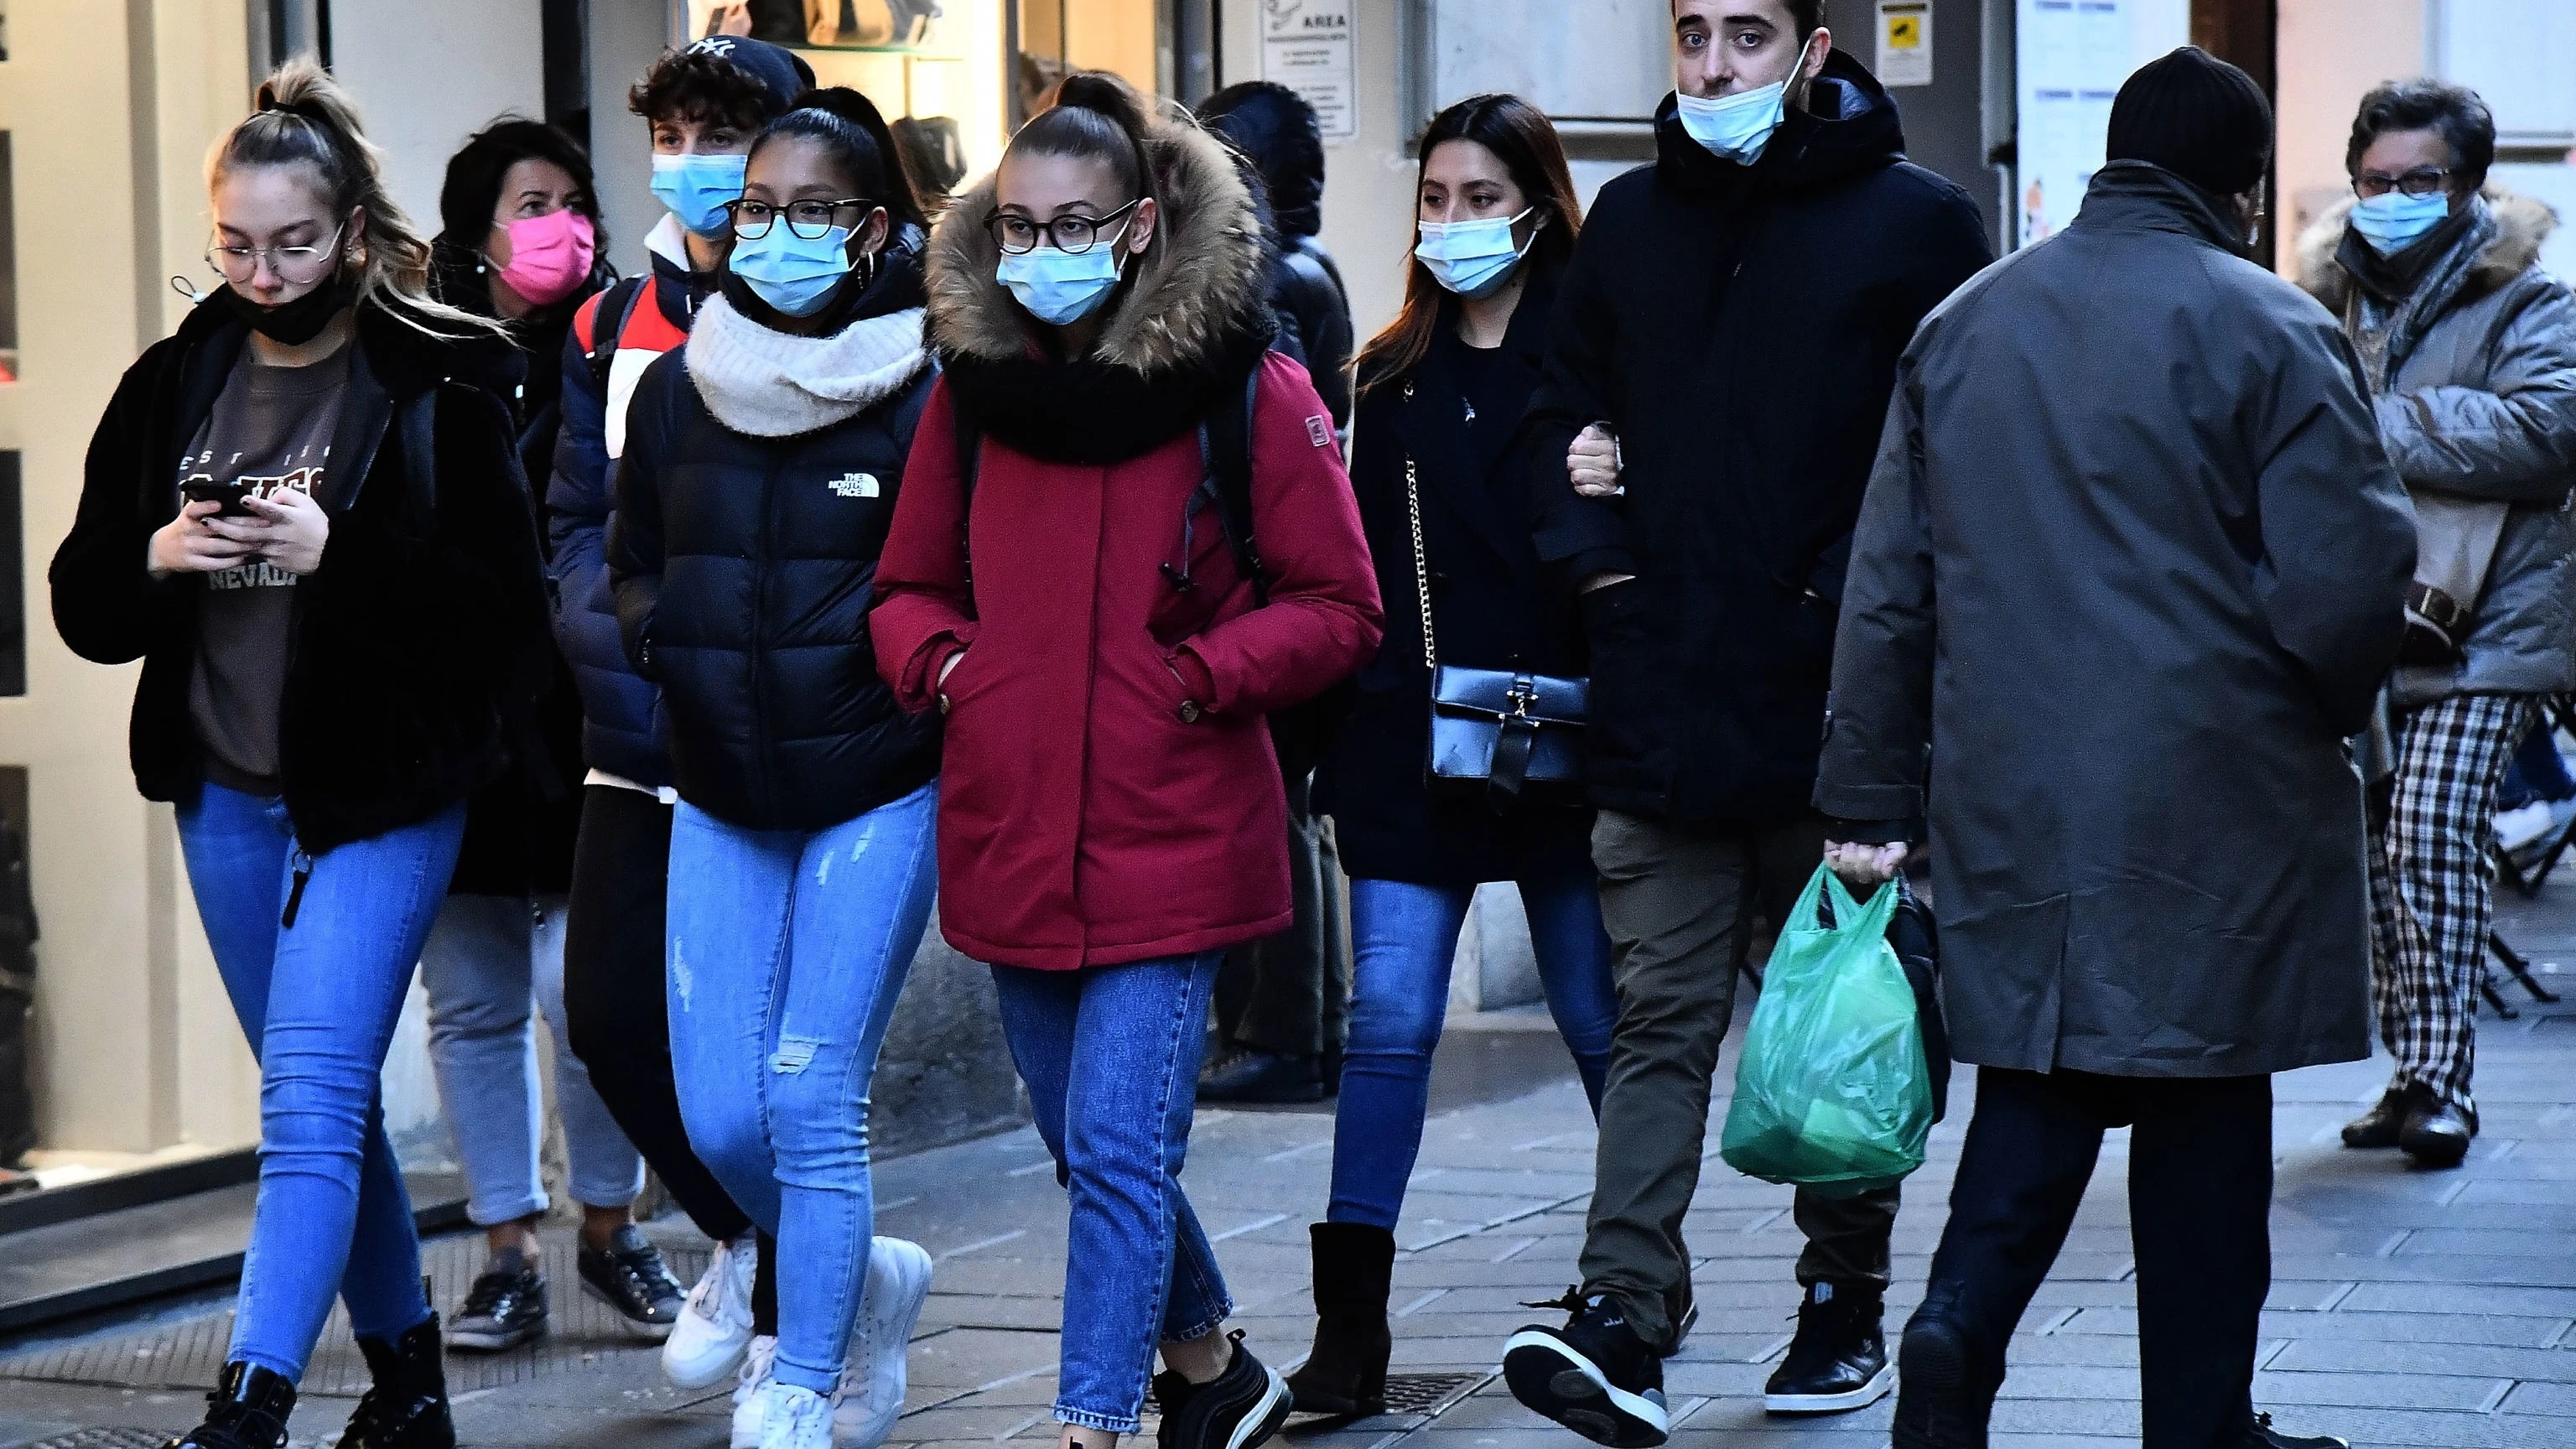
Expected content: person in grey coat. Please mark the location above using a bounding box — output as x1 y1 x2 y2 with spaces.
1815 49 2412 1449
2293 79 2576 1171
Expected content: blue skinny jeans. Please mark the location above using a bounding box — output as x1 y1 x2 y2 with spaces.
665 782 939 1395
1327 876 1618 1229
175 780 465 1382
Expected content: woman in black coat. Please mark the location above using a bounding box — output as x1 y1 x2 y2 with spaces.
1292 95 1616 1415
49 62 553 1449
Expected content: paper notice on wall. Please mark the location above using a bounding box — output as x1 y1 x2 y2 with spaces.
1260 0 1358 141
2016 0 2184 247
1878 2 1933 87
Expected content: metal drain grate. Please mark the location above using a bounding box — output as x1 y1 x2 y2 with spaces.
18 1431 174 1449
0 1237 709 1394
1381 1371 1484 1415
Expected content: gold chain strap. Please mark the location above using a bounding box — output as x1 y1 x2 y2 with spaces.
1405 453 1439 672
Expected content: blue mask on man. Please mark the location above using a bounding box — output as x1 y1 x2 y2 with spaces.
652 153 750 237
2350 191 2451 256
730 224 856 316
1674 33 1817 165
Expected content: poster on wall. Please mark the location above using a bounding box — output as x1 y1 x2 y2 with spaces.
1877 2 1932 87
1261 0 1358 141
2014 0 2187 247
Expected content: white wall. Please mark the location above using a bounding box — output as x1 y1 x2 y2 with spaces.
331 0 548 236
592 0 678 278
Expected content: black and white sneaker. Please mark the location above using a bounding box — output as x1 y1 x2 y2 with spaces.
446 1254 548 1353
1764 1280 1894 1414
578 1226 685 1342
2244 1411 2349 1448
1154 1332 1291 1449
1889 1311 1992 1449
1502 1293 1669 1447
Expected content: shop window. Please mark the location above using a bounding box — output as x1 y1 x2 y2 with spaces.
0 452 19 697
687 2 951 50
1010 0 1162 118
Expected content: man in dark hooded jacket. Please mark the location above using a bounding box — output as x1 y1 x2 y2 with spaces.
1199 81 1355 434
1816 49 2408 1449
1502 3 1991 1440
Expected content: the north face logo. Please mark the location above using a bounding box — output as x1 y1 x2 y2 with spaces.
829 472 880 498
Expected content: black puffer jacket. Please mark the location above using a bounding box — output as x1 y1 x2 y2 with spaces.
1528 55 1992 827
51 294 554 854
610 258 942 831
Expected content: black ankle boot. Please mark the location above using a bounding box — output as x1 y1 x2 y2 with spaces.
1285 1222 1395 1417
334 1314 457 1449
167 1361 296 1449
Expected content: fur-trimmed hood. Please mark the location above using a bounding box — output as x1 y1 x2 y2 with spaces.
927 117 1273 375
2298 184 2558 313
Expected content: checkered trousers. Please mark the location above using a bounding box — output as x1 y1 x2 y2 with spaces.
2368 693 2542 1114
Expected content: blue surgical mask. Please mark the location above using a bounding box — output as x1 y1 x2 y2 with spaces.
1415 208 1535 299
2350 190 2452 256
996 221 1135 326
652 153 750 237
729 224 856 316
1674 34 1816 165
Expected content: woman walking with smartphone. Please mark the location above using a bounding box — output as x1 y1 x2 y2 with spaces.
50 60 552 1449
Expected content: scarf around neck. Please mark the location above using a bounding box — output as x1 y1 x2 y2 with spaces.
685 293 929 439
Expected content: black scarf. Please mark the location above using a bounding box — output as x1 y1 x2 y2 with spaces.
938 299 1279 466
2337 200 2481 305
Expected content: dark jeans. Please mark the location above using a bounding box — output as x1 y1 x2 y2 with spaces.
1216 776 1352 1059
1923 1068 2271 1448
562 785 752 1244
1577 811 1899 1351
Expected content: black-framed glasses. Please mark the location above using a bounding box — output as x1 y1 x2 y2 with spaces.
724 197 875 240
2354 167 2453 200
206 224 345 286
984 199 1141 256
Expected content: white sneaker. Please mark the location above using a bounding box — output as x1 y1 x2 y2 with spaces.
2499 801 2558 851
757 1381 837 1449
833 1237 936 1449
667 1235 759 1390
731 1335 781 1449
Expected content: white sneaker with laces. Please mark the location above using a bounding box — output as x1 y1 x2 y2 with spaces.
833 1237 936 1449
757 1381 837 1449
2499 801 2558 852
730 1335 782 1448
667 1235 759 1390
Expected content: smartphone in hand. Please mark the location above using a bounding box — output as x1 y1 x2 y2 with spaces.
181 479 256 518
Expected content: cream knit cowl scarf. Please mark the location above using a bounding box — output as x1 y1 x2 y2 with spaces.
685 293 929 438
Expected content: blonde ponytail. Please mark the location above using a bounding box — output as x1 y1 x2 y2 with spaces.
210 57 506 340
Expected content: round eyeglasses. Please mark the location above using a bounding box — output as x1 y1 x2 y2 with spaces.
983 200 1142 257
724 197 875 241
206 225 345 287
2353 167 2454 200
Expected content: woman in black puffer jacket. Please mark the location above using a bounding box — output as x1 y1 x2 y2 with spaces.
605 86 938 1449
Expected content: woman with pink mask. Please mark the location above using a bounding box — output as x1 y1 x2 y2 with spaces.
419 117 692 1353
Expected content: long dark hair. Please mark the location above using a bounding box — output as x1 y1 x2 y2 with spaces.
437 117 608 260
753 86 929 234
1354 93 1581 393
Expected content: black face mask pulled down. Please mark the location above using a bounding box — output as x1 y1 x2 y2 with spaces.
222 276 356 345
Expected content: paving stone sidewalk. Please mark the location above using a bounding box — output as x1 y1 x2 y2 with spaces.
9 886 2576 1449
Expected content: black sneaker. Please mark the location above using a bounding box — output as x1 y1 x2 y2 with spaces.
1197 1049 1327 1104
1764 1280 1893 1414
579 1226 685 1341
2245 1410 2349 1448
1889 1311 1993 1449
1154 1331 1291 1449
1502 1293 1669 1447
446 1254 548 1352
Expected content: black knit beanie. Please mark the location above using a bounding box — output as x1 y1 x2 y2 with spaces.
2105 46 2272 197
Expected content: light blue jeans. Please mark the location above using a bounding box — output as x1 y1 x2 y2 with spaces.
666 782 939 1395
991 952 1233 1434
1327 876 1618 1228
175 780 465 1382
420 893 647 1224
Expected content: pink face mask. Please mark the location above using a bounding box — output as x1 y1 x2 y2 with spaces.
494 209 595 307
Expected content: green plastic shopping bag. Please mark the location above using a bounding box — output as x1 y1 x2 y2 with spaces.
1718 865 1935 1198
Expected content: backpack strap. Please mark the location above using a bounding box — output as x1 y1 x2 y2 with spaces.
583 276 650 392
1202 363 1267 605
400 386 439 528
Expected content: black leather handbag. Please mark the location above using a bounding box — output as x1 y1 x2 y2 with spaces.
1405 455 1589 804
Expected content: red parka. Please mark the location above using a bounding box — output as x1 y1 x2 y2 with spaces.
873 121 1383 971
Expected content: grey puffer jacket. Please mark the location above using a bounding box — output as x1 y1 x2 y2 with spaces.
2300 186 2576 709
